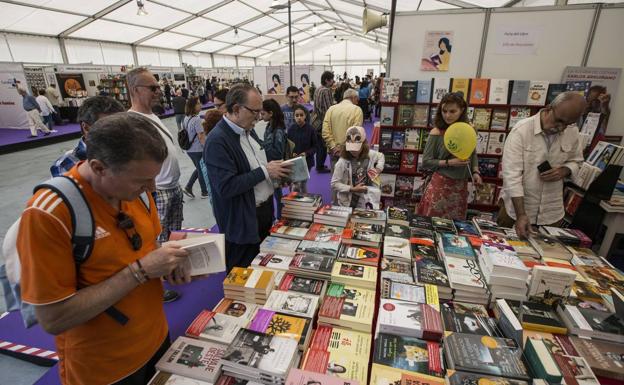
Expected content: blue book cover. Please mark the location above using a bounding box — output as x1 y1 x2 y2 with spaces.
566 81 592 98
440 233 476 260
416 80 432 103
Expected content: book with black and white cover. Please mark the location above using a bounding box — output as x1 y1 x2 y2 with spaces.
492 299 524 346
432 78 450 104
337 244 380 267
506 299 568 335
570 336 624 381
350 208 386 225
313 205 351 227
341 222 383 247
260 236 301 257
441 301 501 337
380 257 414 284
443 332 530 381
414 255 452 298
288 253 335 278
156 336 226 383
472 218 505 236
559 305 624 343
477 132 489 154
264 291 319 319
296 239 340 259
444 256 488 294
269 219 311 240
378 299 444 340
528 265 576 300
380 278 439 306
282 192 322 207
277 273 326 296
384 236 412 260
528 234 573 260
186 310 247 345
173 233 226 276
385 223 411 240
220 329 298 383
539 226 581 246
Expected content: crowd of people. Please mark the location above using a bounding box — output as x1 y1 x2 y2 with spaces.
12 64 610 384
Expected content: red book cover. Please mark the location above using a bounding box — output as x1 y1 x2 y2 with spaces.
469 78 490 104
302 349 331 373
399 151 418 174
318 296 345 320
185 310 215 338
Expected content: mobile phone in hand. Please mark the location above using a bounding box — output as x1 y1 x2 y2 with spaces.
537 160 552 173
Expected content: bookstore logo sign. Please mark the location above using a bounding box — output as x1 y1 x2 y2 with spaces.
495 25 543 55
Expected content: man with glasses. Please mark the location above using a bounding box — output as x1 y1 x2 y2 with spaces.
203 83 292 271
282 86 300 129
17 113 191 385
213 88 229 113
499 92 585 237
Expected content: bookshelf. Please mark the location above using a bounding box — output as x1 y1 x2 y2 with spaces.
98 74 130 108
376 77 560 213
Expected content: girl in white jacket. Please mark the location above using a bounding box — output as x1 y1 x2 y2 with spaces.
331 126 385 208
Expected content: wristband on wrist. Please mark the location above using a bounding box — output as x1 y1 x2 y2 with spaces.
128 262 146 284
135 259 150 281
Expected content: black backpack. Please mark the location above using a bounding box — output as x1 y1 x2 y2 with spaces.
179 117 198 150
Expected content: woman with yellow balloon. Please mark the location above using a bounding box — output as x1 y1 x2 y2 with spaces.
417 92 482 220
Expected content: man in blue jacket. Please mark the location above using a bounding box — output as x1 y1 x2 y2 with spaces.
203 84 291 271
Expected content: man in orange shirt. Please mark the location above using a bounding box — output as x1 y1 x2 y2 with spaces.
17 113 191 384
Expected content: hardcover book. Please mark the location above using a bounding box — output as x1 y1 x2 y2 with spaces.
469 78 489 105
489 109 509 131
404 128 421 150
443 332 530 381
488 79 509 105
477 157 500 178
451 78 470 101
417 79 433 103
526 80 549 106
431 78 450 104
373 333 444 376
509 80 530 105
412 105 430 127
380 174 397 197
546 83 567 104
381 78 401 102
399 86 417 103
156 336 226 383
486 133 506 155
380 106 395 126
400 151 418 174
392 131 405 150
380 129 393 149
508 107 531 129
384 151 401 172
476 132 489 154
472 108 492 131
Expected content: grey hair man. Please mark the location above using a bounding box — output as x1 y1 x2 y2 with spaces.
499 91 586 238
203 83 291 271
127 67 183 244
17 87 51 137
322 87 364 170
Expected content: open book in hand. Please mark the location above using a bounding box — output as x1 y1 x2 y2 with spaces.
169 233 226 276
272 156 310 188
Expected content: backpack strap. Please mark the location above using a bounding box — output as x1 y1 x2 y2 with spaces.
138 192 151 213
34 176 94 264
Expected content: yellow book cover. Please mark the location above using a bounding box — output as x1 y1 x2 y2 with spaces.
309 324 372 360
302 348 369 384
331 262 377 287
319 283 375 328
223 267 254 287
425 284 440 311
371 363 445 385
451 78 470 101
249 308 310 347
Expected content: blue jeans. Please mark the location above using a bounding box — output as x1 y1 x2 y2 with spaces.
175 114 184 130
42 114 54 130
186 152 208 195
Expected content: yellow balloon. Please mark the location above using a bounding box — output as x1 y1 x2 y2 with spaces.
444 122 477 160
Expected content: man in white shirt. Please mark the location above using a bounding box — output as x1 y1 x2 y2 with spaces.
36 89 56 131
500 92 585 238
45 84 62 125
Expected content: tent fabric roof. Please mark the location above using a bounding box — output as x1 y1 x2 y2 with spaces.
1 0 620 60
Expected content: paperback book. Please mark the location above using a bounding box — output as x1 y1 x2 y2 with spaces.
317 282 375 332
374 333 444 376
378 299 444 340
156 336 226 383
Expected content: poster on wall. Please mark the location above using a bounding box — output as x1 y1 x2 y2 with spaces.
266 66 285 94
0 66 29 129
294 66 311 103
420 31 453 71
494 25 542 55
55 73 87 98
561 66 621 102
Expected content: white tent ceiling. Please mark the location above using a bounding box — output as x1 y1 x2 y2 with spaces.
1 0 622 61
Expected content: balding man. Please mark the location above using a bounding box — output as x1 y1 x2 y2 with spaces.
499 92 585 237
322 87 364 171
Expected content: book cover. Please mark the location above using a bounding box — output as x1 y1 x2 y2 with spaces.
477 157 500 178
441 301 500 336
156 336 225 383
486 133 506 155
259 236 300 256
445 370 529 385
451 78 469 101
304 223 343 242
477 132 489 154
508 107 531 129
489 108 509 131
566 80 591 97
186 310 246 344
264 291 319 318
546 83 567 104
373 333 444 376
378 299 444 340
526 80 549 106
331 261 377 288
472 108 492 131
380 106 396 126
444 256 487 291
381 257 414 283
285 368 359 385
223 267 274 291
412 177 426 200
473 183 496 205
278 273 326 295
370 364 445 385
380 174 397 197
282 192 322 206
148 371 212 385
399 86 417 103
528 234 573 261
432 78 450 103
392 131 406 150
507 300 567 334
412 105 430 127
381 78 401 102
417 79 433 103
270 219 311 240
251 253 294 271
384 151 401 172
488 79 509 105
443 332 530 381
432 217 456 233
398 105 415 127
404 128 421 150
297 239 340 258
248 309 311 348
213 298 259 324
428 106 438 127
509 80 530 105
275 156 310 186
381 278 432 304
380 129 393 149
318 282 375 329
395 175 416 198
289 253 335 276
439 233 476 260
414 255 451 288
469 78 489 105
453 220 480 237
570 336 624 380
384 236 412 260
524 337 563 383
528 265 576 299
400 151 418 174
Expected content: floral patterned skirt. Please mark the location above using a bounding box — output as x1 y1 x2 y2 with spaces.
417 172 468 220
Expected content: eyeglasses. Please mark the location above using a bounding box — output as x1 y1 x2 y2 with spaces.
242 105 262 115
136 85 160 93
117 212 142 251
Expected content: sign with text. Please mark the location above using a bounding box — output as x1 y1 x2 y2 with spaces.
494 25 542 55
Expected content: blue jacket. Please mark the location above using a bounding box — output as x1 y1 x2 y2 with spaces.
203 118 266 244
263 123 287 161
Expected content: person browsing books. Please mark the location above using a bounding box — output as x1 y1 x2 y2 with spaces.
287 104 317 193
499 91 585 238
281 86 299 129
417 92 481 220
261 98 288 218
331 126 385 209
17 113 192 385
203 84 291 271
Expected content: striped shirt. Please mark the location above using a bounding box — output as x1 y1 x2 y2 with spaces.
501 111 584 225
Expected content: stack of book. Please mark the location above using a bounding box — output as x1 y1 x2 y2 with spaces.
282 192 323 222
317 282 376 332
438 233 488 304
251 253 294 272
223 267 275 304
264 290 319 319
288 253 335 279
313 205 351 227
337 243 381 267
342 221 384 248
155 336 226 383
377 299 444 340
220 328 300 385
247 308 313 351
478 243 529 301
269 219 312 240
330 261 377 290
260 236 301 257
350 208 387 226
528 234 573 261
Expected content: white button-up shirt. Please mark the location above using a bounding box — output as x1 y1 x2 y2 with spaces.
501 111 584 225
223 115 275 206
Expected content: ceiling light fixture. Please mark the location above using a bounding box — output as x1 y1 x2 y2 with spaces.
312 23 318 33
270 0 288 10
136 0 148 16
333 35 337 42
234 28 239 38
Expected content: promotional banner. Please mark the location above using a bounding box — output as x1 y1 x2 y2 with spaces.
494 25 543 55
0 65 29 129
421 31 453 71
561 66 621 104
266 66 285 94
56 73 87 98
294 66 310 103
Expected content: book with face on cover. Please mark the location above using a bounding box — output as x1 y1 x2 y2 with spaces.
213 298 259 324
278 273 326 296
264 291 319 319
156 336 226 383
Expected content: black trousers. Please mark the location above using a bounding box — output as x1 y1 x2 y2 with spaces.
225 198 274 272
113 335 170 385
315 130 328 170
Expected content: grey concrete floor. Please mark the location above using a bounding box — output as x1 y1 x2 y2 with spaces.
0 115 218 384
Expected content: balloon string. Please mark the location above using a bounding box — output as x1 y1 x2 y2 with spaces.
467 163 475 185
